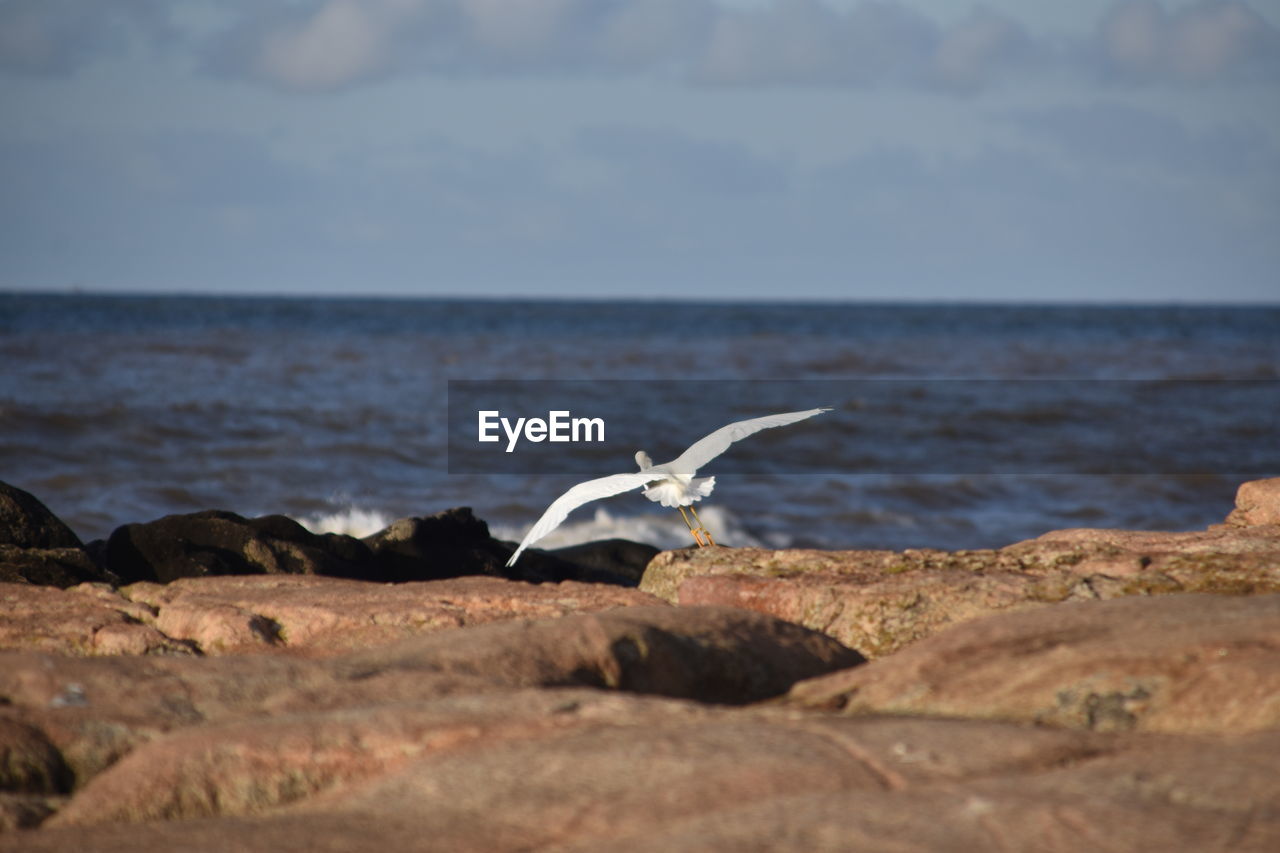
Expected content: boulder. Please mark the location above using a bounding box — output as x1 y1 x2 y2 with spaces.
784 593 1280 734
565 771 1279 852
363 509 648 585
545 538 660 585
0 794 64 833
334 605 865 706
361 507 509 582
0 482 82 550
0 650 387 784
9 717 1278 852
0 583 194 656
0 546 116 589
41 711 1106 841
6 478 1280 850
0 482 111 588
103 510 373 584
278 718 910 851
643 518 1280 657
1226 477 1280 527
0 575 663 658
118 574 666 656
0 719 72 795
0 483 656 588
44 689 709 826
673 563 1053 659
1007 523 1280 577
0 605 861 788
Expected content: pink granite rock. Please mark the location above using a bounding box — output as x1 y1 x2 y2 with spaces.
643 503 1280 657
0 605 861 789
0 583 193 657
120 574 667 656
1226 477 1280 527
582 728 1280 852
0 575 665 658
46 689 711 826
785 593 1280 734
7 718 1277 852
34 712 1110 844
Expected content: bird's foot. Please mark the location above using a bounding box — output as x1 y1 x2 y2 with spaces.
680 505 717 547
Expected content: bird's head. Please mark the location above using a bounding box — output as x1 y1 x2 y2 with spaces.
635 450 653 471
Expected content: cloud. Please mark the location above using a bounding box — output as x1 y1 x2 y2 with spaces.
208 0 1038 94
0 0 125 74
209 0 715 91
209 0 432 91
456 0 715 73
932 7 1033 92
2 1 1278 92
695 0 929 87
205 0 1280 92
1099 0 1280 81
0 0 200 75
252 1 402 90
693 1 1035 92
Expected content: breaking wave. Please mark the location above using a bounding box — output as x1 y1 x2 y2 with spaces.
295 506 393 538
489 504 785 552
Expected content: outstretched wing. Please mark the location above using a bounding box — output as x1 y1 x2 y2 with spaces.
666 408 830 475
506 471 656 566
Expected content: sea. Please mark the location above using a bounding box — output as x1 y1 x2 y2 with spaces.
2 293 1277 554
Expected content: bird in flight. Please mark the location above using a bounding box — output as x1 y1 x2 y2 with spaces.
506 408 830 566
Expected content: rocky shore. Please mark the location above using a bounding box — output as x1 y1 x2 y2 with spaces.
1 478 1278 850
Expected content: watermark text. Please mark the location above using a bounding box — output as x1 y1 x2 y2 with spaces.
478 410 605 453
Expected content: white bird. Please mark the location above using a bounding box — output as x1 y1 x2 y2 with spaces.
506 408 830 566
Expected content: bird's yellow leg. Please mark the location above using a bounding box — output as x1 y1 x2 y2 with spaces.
679 504 716 547
678 505 696 533
689 504 716 546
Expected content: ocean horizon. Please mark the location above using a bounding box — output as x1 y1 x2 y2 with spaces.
3 291 1277 551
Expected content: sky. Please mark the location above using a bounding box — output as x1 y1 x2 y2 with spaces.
1 0 1278 303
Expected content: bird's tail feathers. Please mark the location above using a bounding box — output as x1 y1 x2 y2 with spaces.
642 475 715 507
692 476 715 500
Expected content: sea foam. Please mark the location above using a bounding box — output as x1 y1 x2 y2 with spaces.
489 504 782 552
296 507 393 538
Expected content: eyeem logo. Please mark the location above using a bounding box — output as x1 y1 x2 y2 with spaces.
478 410 605 453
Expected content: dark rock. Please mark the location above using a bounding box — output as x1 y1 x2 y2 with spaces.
81 538 108 573
356 507 646 585
0 482 82 549
0 793 64 833
245 514 372 568
91 504 652 588
547 538 660 585
0 718 73 794
0 546 117 588
103 510 373 584
361 507 511 582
